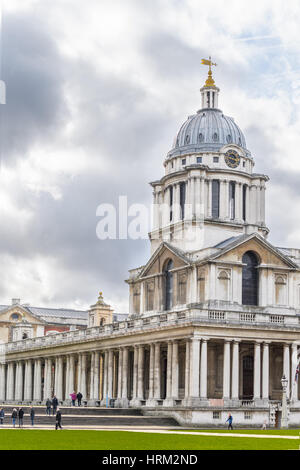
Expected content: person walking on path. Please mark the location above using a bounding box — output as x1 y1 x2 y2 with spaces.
55 408 62 430
226 413 233 430
46 398 52 416
30 407 35 427
18 408 24 428
52 396 58 416
0 408 4 425
11 408 17 428
70 391 77 406
77 391 83 407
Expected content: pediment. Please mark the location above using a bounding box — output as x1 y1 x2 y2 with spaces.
209 234 297 270
139 242 191 279
0 305 46 325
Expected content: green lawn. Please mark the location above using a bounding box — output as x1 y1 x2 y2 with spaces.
0 429 298 450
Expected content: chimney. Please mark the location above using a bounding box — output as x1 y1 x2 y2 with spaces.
11 298 20 306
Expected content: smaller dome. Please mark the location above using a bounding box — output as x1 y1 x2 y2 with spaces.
168 108 249 159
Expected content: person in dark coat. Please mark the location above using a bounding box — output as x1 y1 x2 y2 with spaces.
52 396 58 416
55 408 62 430
46 398 52 416
0 408 4 425
30 407 35 426
18 408 24 428
11 408 17 427
77 392 83 407
226 413 233 430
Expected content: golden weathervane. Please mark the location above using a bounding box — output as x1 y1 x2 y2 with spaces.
201 57 217 87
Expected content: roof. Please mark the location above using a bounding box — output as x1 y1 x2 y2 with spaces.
168 108 249 158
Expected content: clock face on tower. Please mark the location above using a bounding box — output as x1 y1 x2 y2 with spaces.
224 150 240 168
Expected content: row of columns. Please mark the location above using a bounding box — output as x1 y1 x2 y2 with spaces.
0 339 298 405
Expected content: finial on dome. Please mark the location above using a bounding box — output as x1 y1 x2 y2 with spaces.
201 57 217 88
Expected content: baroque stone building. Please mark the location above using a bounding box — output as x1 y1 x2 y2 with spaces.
1 64 300 427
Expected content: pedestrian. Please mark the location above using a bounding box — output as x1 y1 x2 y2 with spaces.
18 408 24 428
52 395 58 416
11 408 17 427
70 391 77 406
30 407 35 427
77 391 83 407
0 408 4 425
46 398 52 416
55 407 62 430
226 413 233 430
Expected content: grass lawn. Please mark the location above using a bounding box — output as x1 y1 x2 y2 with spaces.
0 429 298 450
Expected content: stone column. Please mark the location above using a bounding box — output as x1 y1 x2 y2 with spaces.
231 341 240 401
81 353 87 401
254 342 261 400
171 340 179 401
44 358 52 401
65 355 70 402
223 340 231 400
200 339 208 400
107 349 114 401
147 343 155 405
0 363 6 401
164 341 173 405
153 343 161 401
283 343 290 399
262 342 270 401
131 346 138 402
89 352 95 402
24 359 33 402
121 347 129 406
117 348 123 404
93 351 100 403
291 343 299 402
137 345 145 402
188 337 200 405
15 361 24 401
184 340 190 400
33 359 42 402
56 356 63 402
6 362 14 401
69 355 75 397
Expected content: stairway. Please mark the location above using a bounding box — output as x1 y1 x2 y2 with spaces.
0 405 179 429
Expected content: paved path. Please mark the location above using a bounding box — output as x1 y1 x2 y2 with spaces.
0 426 298 439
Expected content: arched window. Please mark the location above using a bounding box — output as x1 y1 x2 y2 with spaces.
164 260 174 311
242 251 259 306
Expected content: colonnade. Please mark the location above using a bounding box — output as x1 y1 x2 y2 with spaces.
0 338 298 406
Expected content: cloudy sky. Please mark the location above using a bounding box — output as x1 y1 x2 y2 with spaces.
0 0 300 312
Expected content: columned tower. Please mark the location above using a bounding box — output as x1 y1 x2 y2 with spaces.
149 60 269 254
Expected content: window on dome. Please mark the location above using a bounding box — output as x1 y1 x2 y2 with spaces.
212 180 220 218
198 133 204 143
180 182 186 220
213 133 219 142
169 186 173 222
238 137 242 146
185 135 190 144
229 182 236 220
226 135 232 144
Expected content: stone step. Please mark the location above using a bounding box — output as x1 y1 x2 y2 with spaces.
4 415 178 426
0 405 142 416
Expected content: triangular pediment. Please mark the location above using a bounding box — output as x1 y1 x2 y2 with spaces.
207 233 298 269
0 305 46 325
138 242 191 279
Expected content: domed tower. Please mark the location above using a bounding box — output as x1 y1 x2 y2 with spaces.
150 59 269 254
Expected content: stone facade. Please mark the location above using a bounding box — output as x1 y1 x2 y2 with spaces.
1 67 300 427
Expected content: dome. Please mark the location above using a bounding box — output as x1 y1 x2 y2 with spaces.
167 108 249 159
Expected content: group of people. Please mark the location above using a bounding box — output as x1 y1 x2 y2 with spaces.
0 407 35 427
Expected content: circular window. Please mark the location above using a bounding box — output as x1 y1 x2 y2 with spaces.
10 313 20 322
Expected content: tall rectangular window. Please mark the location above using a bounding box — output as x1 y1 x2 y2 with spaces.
242 184 247 221
212 180 220 218
229 182 236 220
180 182 186 220
169 186 173 222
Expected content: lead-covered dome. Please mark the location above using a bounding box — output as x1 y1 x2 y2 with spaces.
167 108 249 159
